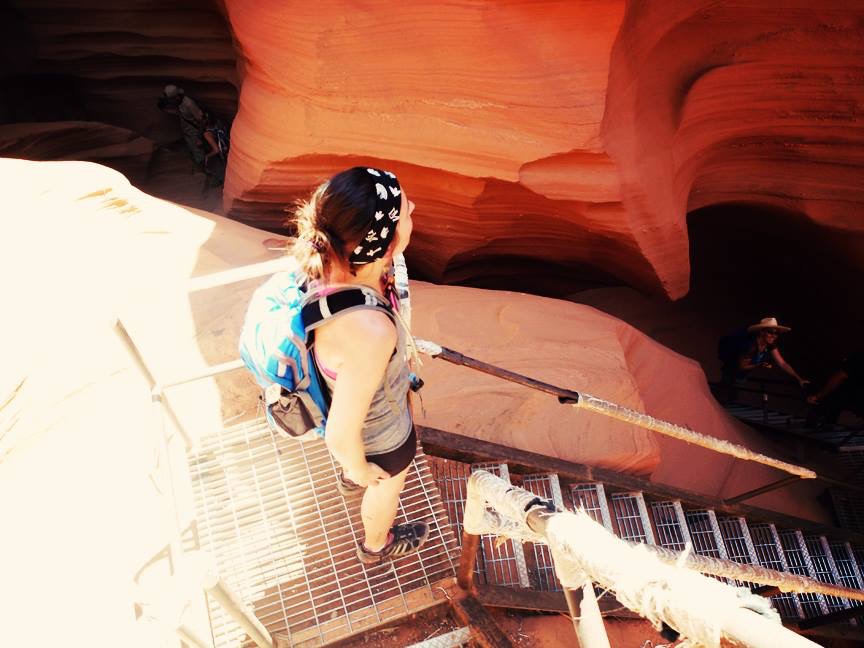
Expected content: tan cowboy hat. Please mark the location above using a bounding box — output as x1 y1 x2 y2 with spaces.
748 317 791 333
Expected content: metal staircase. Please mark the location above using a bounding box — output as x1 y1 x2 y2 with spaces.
179 415 864 646
428 455 864 632
722 398 864 540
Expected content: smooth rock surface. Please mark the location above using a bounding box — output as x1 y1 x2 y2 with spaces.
221 1 660 290
222 0 864 299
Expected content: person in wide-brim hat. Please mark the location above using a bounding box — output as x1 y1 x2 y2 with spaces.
740 316 807 387
156 81 206 167
718 316 809 404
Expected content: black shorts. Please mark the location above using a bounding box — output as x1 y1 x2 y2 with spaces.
367 425 417 475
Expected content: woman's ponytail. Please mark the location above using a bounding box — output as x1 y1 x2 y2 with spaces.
286 167 388 280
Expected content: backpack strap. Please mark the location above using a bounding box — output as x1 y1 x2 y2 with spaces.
301 286 395 334
300 286 404 423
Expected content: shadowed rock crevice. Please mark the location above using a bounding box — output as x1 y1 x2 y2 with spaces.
684 201 864 380
0 0 239 207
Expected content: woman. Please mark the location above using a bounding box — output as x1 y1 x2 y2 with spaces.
289 166 428 565
738 317 808 387
719 317 808 403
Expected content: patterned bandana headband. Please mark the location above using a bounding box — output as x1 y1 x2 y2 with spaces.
349 167 402 265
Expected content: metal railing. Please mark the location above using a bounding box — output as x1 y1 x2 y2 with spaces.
114 259 286 648
458 470 829 648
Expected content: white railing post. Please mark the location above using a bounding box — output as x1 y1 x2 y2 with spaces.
464 470 822 648
185 552 273 648
562 582 612 648
176 624 214 648
525 507 611 648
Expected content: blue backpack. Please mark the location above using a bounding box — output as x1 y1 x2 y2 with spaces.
207 121 230 160
239 270 393 439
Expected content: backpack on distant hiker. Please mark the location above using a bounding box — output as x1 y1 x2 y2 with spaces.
717 328 752 366
238 270 394 440
206 119 230 160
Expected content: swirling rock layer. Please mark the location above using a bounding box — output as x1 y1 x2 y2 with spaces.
221 1 658 289
223 0 864 298
3 1 862 300
602 1 864 296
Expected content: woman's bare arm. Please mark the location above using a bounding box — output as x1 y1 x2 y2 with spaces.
739 355 757 370
807 370 848 404
322 310 397 486
771 348 808 385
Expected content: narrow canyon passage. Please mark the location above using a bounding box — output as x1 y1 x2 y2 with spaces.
684 203 864 382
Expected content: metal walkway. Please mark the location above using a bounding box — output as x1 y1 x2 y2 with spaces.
723 402 864 535
723 403 864 447
188 418 459 647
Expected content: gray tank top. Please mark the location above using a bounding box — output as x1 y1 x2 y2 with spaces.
314 287 413 456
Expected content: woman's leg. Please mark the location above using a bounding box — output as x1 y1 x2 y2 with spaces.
360 464 410 550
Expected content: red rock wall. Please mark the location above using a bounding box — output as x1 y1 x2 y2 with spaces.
411 282 662 476
221 1 671 291
601 1 864 297
5 2 862 299
223 0 864 299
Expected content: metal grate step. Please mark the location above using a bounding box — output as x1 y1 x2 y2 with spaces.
522 474 564 591
188 418 459 647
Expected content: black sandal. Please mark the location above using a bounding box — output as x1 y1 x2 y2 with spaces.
356 522 430 565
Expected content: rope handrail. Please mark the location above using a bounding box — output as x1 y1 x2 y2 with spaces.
415 339 817 480
642 542 864 603
122 333 817 480
463 470 820 648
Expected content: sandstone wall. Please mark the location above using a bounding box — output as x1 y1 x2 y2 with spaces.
602 0 864 297
222 0 864 299
0 0 239 200
221 1 665 291
4 2 862 301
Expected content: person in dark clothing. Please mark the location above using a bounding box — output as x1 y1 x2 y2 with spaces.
718 317 809 403
157 84 206 167
806 350 864 427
